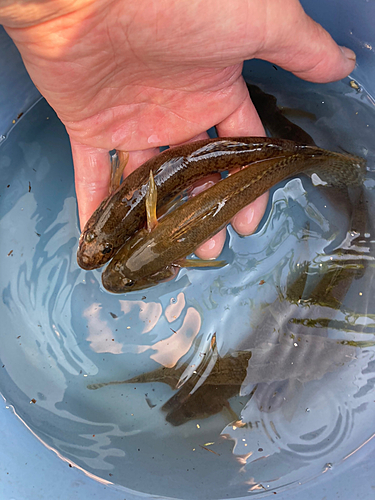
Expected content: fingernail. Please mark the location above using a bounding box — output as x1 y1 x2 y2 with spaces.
340 45 356 62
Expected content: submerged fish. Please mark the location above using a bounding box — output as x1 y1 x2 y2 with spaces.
88 339 252 426
247 83 316 146
246 84 372 414
77 137 321 270
102 150 365 293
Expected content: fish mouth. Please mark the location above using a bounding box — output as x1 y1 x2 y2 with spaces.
77 241 114 270
77 250 96 270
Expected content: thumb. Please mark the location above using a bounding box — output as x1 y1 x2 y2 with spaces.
257 0 355 83
71 139 160 230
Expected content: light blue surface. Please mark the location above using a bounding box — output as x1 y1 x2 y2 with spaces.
1 0 375 498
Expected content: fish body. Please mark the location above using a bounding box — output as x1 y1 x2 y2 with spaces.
102 151 365 293
77 137 329 270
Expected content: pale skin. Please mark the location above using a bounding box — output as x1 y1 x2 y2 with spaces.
1 0 356 259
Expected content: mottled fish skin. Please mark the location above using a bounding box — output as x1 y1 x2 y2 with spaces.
77 137 331 270
102 151 365 293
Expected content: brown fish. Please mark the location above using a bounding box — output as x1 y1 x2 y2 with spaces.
102 150 365 293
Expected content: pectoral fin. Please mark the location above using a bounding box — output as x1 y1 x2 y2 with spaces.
146 170 158 232
176 258 227 268
110 150 129 193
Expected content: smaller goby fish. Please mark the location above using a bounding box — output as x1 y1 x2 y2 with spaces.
77 138 326 270
101 150 365 293
246 83 316 146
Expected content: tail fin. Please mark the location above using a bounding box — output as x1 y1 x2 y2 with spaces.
306 151 366 188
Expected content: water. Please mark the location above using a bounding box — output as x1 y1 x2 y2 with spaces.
1 67 375 499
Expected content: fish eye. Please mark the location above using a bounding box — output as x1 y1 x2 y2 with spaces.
123 278 135 287
85 231 96 243
102 243 113 255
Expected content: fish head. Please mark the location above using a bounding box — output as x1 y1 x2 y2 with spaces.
101 262 140 293
101 265 178 293
77 229 116 270
101 247 178 293
77 194 119 269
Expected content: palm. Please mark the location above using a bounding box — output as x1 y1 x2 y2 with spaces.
10 1 269 150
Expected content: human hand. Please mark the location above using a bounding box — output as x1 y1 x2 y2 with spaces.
1 0 356 259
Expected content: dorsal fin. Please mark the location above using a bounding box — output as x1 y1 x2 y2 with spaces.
145 170 158 231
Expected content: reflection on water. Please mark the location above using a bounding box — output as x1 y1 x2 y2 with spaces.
1 78 375 499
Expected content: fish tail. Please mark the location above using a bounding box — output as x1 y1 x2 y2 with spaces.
306 151 366 188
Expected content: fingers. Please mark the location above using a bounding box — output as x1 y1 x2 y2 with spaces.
195 229 227 260
231 193 269 236
258 0 356 83
71 139 111 230
194 188 268 259
216 88 265 137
